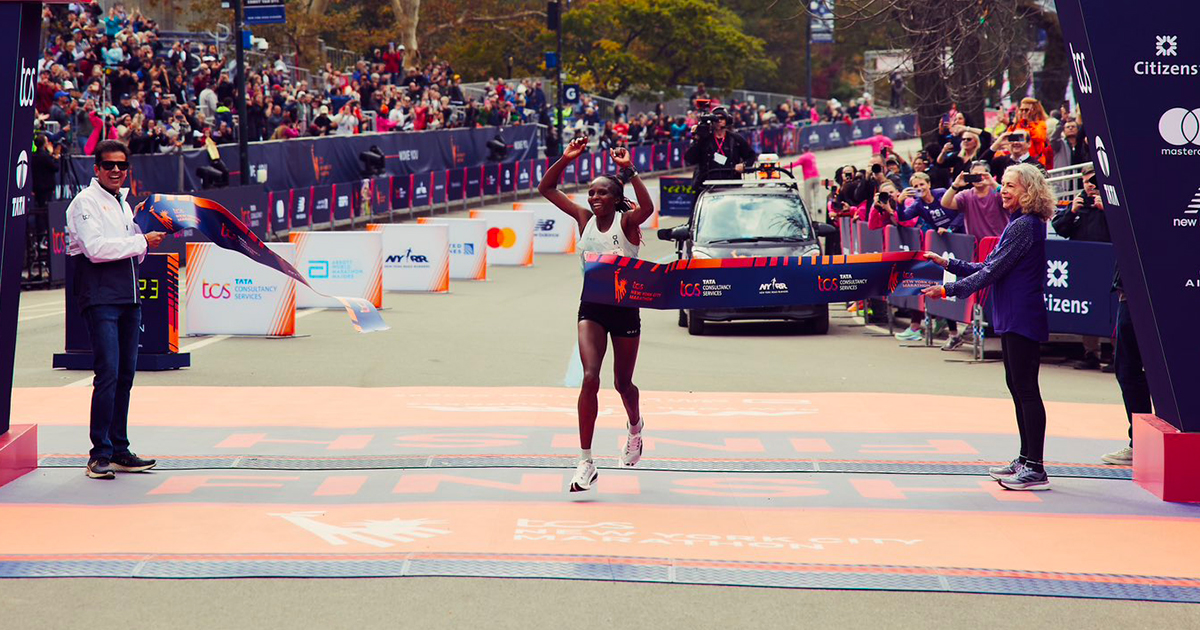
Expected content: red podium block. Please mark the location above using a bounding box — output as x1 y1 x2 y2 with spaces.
1134 414 1200 503
0 424 37 488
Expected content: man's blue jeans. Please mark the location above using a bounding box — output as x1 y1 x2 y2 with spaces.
82 304 141 460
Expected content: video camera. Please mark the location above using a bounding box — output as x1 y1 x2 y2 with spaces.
693 98 728 137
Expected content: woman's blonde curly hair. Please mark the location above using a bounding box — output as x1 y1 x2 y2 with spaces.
1004 164 1055 221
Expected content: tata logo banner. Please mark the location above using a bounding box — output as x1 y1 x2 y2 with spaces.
185 242 296 336
418 217 488 281
512 202 576 255
1056 0 1200 431
367 223 450 293
470 210 535 267
290 231 383 309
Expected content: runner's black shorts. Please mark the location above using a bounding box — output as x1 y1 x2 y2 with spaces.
578 301 641 338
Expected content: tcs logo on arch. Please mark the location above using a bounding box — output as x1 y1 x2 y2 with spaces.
201 281 232 299
817 276 838 292
487 227 517 248
680 282 702 297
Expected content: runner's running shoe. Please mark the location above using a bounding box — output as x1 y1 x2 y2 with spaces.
621 419 643 467
996 463 1051 491
895 328 922 342
988 457 1022 479
570 459 598 492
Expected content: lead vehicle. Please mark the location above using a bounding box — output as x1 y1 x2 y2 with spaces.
658 157 838 335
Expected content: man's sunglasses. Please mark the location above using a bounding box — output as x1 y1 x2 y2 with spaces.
99 160 130 171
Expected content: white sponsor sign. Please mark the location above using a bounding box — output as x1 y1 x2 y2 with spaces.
512 202 576 254
417 217 488 280
184 242 296 336
469 209 535 266
366 223 450 292
289 231 383 308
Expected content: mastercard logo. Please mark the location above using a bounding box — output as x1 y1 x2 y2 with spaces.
487 227 517 248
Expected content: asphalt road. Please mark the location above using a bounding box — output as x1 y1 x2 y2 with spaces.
8 139 1186 629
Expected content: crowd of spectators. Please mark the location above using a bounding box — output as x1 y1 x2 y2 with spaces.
820 98 1095 351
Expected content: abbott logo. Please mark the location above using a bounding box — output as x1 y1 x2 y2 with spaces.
1157 35 1178 57
1070 42 1093 95
1047 260 1069 288
1158 108 1200 146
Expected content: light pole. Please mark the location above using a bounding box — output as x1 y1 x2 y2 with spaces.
233 0 250 184
806 2 814 102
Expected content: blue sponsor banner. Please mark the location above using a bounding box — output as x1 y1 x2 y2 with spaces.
465 167 482 198
1044 240 1119 337
310 184 333 226
411 173 431 208
576 151 593 182
533 159 548 187
670 142 684 169
652 143 669 171
516 160 532 191
560 159 577 186
290 186 312 229
447 168 465 202
332 183 353 222
483 163 500 195
582 253 940 310
370 176 391 215
500 161 517 193
432 170 447 205
390 174 412 210
885 226 924 311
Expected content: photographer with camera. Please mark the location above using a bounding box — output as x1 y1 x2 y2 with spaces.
1051 165 1111 370
684 103 757 194
990 130 1048 178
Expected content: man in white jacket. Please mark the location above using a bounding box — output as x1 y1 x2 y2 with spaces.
65 140 166 479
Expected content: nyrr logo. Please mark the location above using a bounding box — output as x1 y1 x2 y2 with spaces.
1046 260 1069 288
17 59 37 107
759 277 789 294
385 248 429 265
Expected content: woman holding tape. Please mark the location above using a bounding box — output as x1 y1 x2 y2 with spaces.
538 136 656 492
922 164 1053 490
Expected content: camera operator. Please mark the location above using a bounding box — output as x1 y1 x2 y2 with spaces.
1052 165 1111 370
31 134 62 211
684 104 757 193
990 130 1048 178
867 182 918 231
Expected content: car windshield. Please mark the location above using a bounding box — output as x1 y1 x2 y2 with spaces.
694 193 812 244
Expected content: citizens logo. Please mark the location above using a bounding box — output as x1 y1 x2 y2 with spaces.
1136 35 1197 76
1157 35 1178 57
758 277 789 295
487 227 517 248
1046 260 1069 288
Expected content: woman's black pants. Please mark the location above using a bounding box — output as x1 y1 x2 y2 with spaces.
1002 332 1047 463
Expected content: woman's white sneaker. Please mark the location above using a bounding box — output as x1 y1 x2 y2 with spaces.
570 459 598 492
622 419 644 467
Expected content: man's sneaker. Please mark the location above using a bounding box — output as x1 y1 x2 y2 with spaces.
1071 354 1101 370
569 459 598 492
622 420 643 467
86 458 115 480
110 452 157 473
1101 362 1116 374
895 328 922 342
942 335 965 351
1101 446 1133 466
996 464 1051 491
988 457 1022 479
931 318 948 337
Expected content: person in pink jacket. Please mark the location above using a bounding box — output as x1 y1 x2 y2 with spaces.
85 109 118 155
867 181 919 230
852 133 894 156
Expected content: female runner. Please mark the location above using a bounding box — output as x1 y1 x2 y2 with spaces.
538 136 655 492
